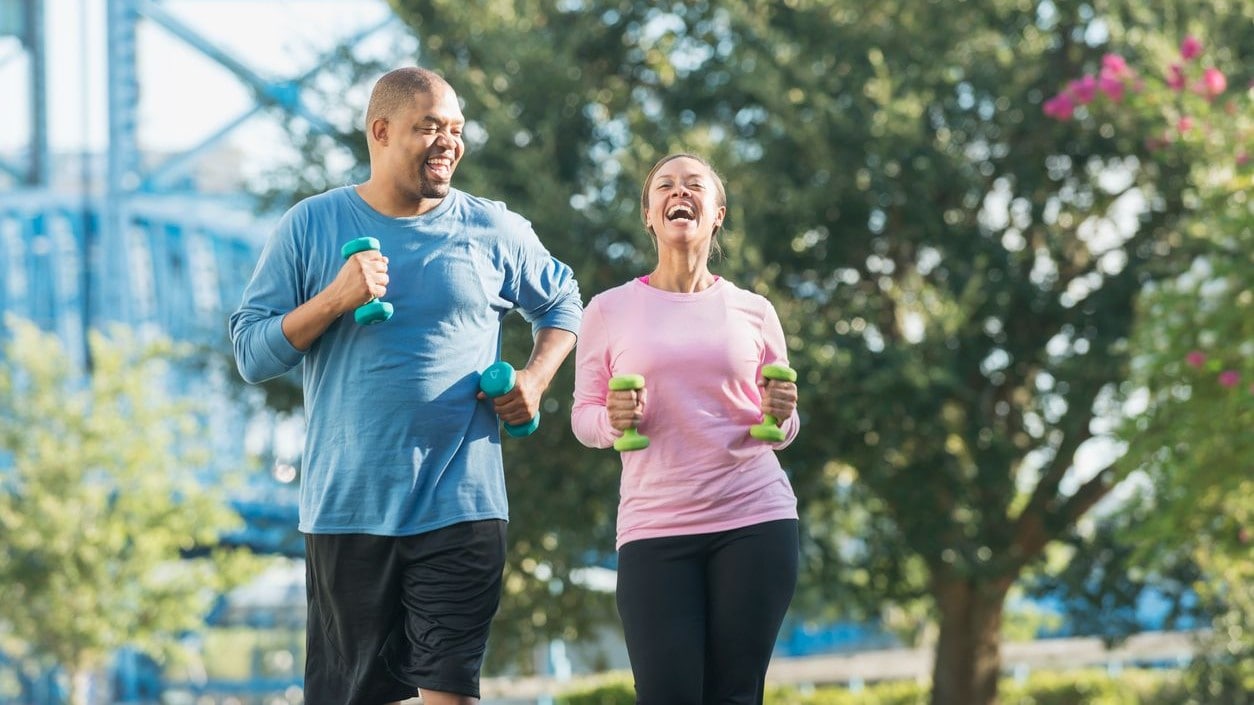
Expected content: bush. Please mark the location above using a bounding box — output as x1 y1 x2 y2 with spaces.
557 676 635 705
556 669 1184 705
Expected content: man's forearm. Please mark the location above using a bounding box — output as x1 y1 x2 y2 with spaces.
524 328 578 389
281 290 346 352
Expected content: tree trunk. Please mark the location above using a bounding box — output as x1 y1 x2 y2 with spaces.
69 668 92 705
68 667 110 705
930 575 1011 705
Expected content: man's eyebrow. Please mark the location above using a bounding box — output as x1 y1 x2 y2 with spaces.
419 114 465 126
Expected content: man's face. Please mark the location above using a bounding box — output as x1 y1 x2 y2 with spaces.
383 84 466 200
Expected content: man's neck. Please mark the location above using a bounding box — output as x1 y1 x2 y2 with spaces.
356 180 445 217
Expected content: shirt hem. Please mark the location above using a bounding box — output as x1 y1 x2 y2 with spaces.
300 511 509 537
615 508 798 550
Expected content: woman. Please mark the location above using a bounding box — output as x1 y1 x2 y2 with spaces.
571 153 801 704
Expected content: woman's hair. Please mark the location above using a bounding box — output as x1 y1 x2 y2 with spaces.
639 153 727 259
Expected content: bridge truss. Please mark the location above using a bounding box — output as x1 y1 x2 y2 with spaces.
1 0 402 554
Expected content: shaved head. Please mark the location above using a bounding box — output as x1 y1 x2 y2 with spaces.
365 67 450 129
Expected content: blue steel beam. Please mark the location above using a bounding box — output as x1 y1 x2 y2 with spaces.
139 104 265 192
0 158 24 181
133 4 395 191
0 39 28 178
103 0 141 326
136 0 347 137
25 0 47 187
0 0 48 186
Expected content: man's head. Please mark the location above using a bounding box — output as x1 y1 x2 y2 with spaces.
364 67 466 204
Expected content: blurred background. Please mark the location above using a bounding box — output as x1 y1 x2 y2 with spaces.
0 1 1249 704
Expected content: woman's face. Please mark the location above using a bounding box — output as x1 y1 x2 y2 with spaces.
644 157 726 251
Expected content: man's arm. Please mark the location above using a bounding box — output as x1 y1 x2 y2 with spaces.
281 248 390 351
486 327 577 428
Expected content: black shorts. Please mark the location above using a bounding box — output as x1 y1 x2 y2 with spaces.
303 520 507 704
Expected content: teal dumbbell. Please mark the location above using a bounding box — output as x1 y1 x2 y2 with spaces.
479 361 539 437
340 237 394 325
609 374 650 452
749 364 798 442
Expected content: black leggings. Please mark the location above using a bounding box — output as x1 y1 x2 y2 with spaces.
616 519 799 705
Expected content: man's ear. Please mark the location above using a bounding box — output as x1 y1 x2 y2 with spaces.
369 117 390 145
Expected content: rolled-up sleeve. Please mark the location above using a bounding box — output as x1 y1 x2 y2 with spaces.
503 216 582 337
228 217 307 384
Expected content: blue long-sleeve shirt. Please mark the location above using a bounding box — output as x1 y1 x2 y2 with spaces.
229 186 582 535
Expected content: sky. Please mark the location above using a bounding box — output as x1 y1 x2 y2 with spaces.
1 0 403 166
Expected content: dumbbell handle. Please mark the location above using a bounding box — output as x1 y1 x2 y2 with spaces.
479 361 539 437
340 237 394 325
609 374 649 452
750 364 797 442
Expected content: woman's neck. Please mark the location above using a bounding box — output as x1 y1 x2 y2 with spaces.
646 262 716 293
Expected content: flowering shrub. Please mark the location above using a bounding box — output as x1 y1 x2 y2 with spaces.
1045 34 1253 703
1045 35 1251 398
1044 35 1247 157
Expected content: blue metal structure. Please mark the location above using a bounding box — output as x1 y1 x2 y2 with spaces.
3 0 395 547
2 2 398 699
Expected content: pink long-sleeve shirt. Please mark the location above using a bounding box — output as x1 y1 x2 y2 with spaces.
571 277 800 549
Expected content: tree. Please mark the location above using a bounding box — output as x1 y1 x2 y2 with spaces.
0 318 261 705
260 0 1249 700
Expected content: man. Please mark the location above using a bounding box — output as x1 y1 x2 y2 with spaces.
229 66 582 705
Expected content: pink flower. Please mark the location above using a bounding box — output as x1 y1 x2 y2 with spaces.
1218 370 1241 388
1166 64 1186 90
1186 350 1207 368
1199 67 1227 99
1177 116 1194 133
1098 74 1126 102
1067 75 1099 104
1043 93 1075 120
1181 36 1202 60
1238 152 1250 166
1101 54 1130 78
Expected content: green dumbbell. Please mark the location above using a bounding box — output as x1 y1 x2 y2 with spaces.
340 237 394 325
749 364 798 442
609 374 650 452
479 361 539 437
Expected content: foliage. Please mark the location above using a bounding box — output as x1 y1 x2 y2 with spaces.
244 0 1254 700
556 669 1185 705
0 317 262 703
1025 517 1208 647
1043 27 1252 703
